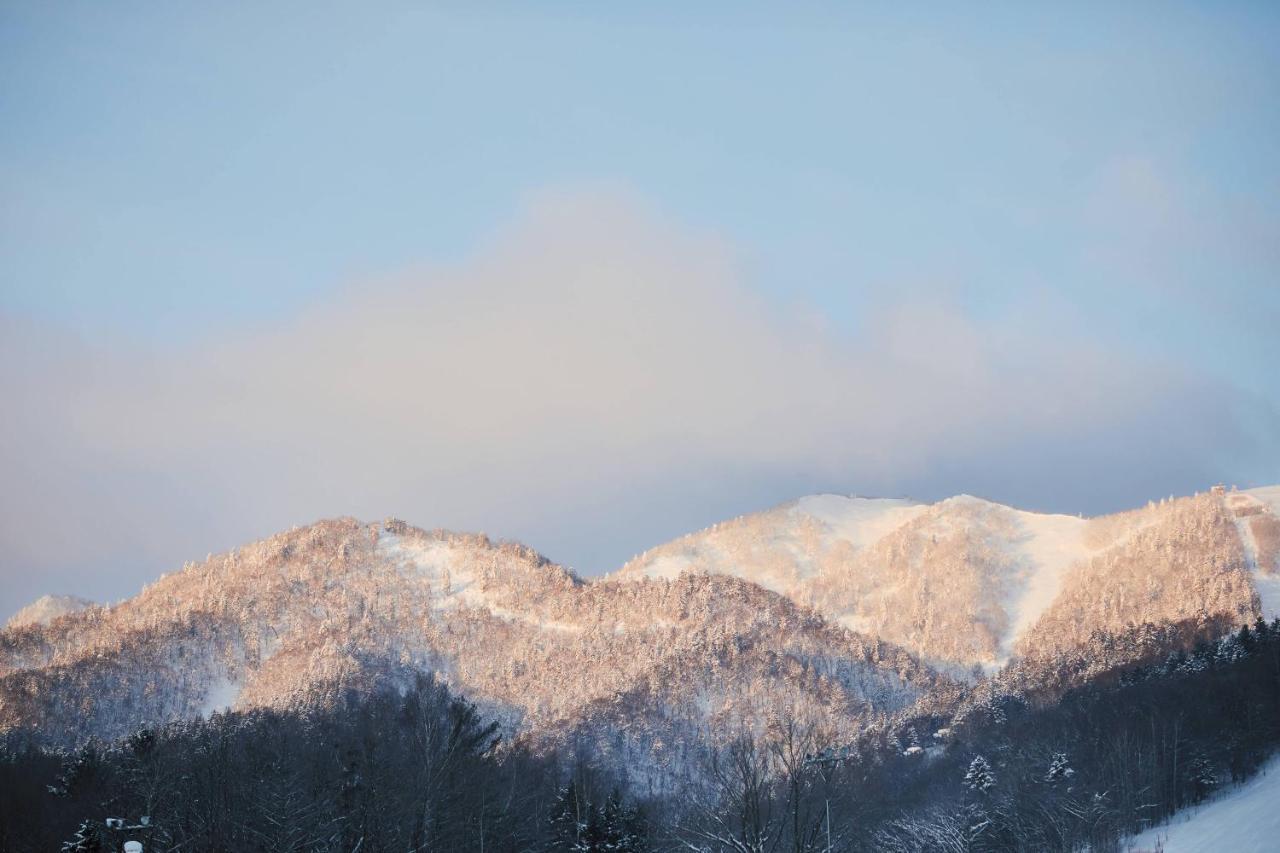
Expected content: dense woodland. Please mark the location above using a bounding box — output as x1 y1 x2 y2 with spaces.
2 618 1277 852
0 519 935 775
622 491 1271 676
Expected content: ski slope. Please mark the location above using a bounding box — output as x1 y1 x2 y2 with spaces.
615 492 1105 668
1000 508 1094 656
1238 487 1280 620
1126 754 1280 852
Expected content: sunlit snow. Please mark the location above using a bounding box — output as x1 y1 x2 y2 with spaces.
1245 485 1280 516
1233 488 1280 620
377 533 484 609
5 594 94 630
615 492 1108 667
636 553 694 581
377 532 584 632
1000 510 1094 658
791 495 927 551
201 677 240 717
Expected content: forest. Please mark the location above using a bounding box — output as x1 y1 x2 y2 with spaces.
1 618 1278 852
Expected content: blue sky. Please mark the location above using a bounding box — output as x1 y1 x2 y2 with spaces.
2 3 1278 617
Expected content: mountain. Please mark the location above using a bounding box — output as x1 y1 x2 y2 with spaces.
616 487 1280 676
4 594 95 630
0 518 939 790
3 485 1276 790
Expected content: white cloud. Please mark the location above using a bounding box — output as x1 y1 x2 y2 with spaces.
1 188 1273 617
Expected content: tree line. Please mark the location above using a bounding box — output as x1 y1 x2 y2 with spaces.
2 618 1278 851
0 674 649 852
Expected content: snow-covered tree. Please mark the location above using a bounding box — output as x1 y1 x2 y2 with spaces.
61 820 107 853
1045 752 1074 785
1187 755 1219 802
964 756 996 794
549 783 587 851
600 789 646 852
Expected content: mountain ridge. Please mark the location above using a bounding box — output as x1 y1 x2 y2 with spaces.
3 485 1276 787
0 516 943 787
617 485 1279 673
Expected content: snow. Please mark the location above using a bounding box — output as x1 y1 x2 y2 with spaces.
610 491 1225 670
1127 753 1280 852
791 495 926 550
1251 571 1280 621
484 603 584 634
836 612 873 634
1234 487 1280 620
377 534 484 608
613 495 926 591
378 534 584 633
1245 485 1280 516
636 553 694 581
201 676 240 716
5 594 94 630
1001 510 1094 656
789 493 1100 660
614 493 1101 664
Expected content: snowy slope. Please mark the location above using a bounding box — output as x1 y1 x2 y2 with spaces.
5 594 94 629
0 517 941 763
8 486 1278 758
1246 485 1280 515
615 496 901 595
617 493 1101 669
1126 754 1280 852
1000 509 1094 655
377 532 485 608
791 495 927 552
616 487 1280 673
1233 488 1280 619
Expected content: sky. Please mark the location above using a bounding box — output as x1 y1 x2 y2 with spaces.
2 2 1279 619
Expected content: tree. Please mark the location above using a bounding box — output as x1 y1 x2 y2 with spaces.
1044 752 1074 785
676 730 780 853
767 715 825 853
61 819 107 853
549 782 587 850
48 746 102 798
600 789 647 852
964 756 996 794
1186 755 1218 803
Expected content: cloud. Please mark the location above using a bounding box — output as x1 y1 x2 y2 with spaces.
1 188 1274 618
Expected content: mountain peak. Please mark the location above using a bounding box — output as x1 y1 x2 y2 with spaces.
617 486 1276 674
5 594 95 630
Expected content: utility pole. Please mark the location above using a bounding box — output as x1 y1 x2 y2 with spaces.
803 746 846 853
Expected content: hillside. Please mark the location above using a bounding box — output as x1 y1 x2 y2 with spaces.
616 487 1280 675
0 518 939 788
1126 753 1280 853
3 595 95 631
4 485 1277 792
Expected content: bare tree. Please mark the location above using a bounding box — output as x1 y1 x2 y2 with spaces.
676 730 783 853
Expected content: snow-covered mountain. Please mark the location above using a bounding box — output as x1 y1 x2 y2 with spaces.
0 519 939 788
4 594 95 630
617 487 1280 674
2 485 1276 785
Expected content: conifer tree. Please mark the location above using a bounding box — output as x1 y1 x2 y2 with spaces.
549 782 586 850
61 820 107 853
964 756 996 794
